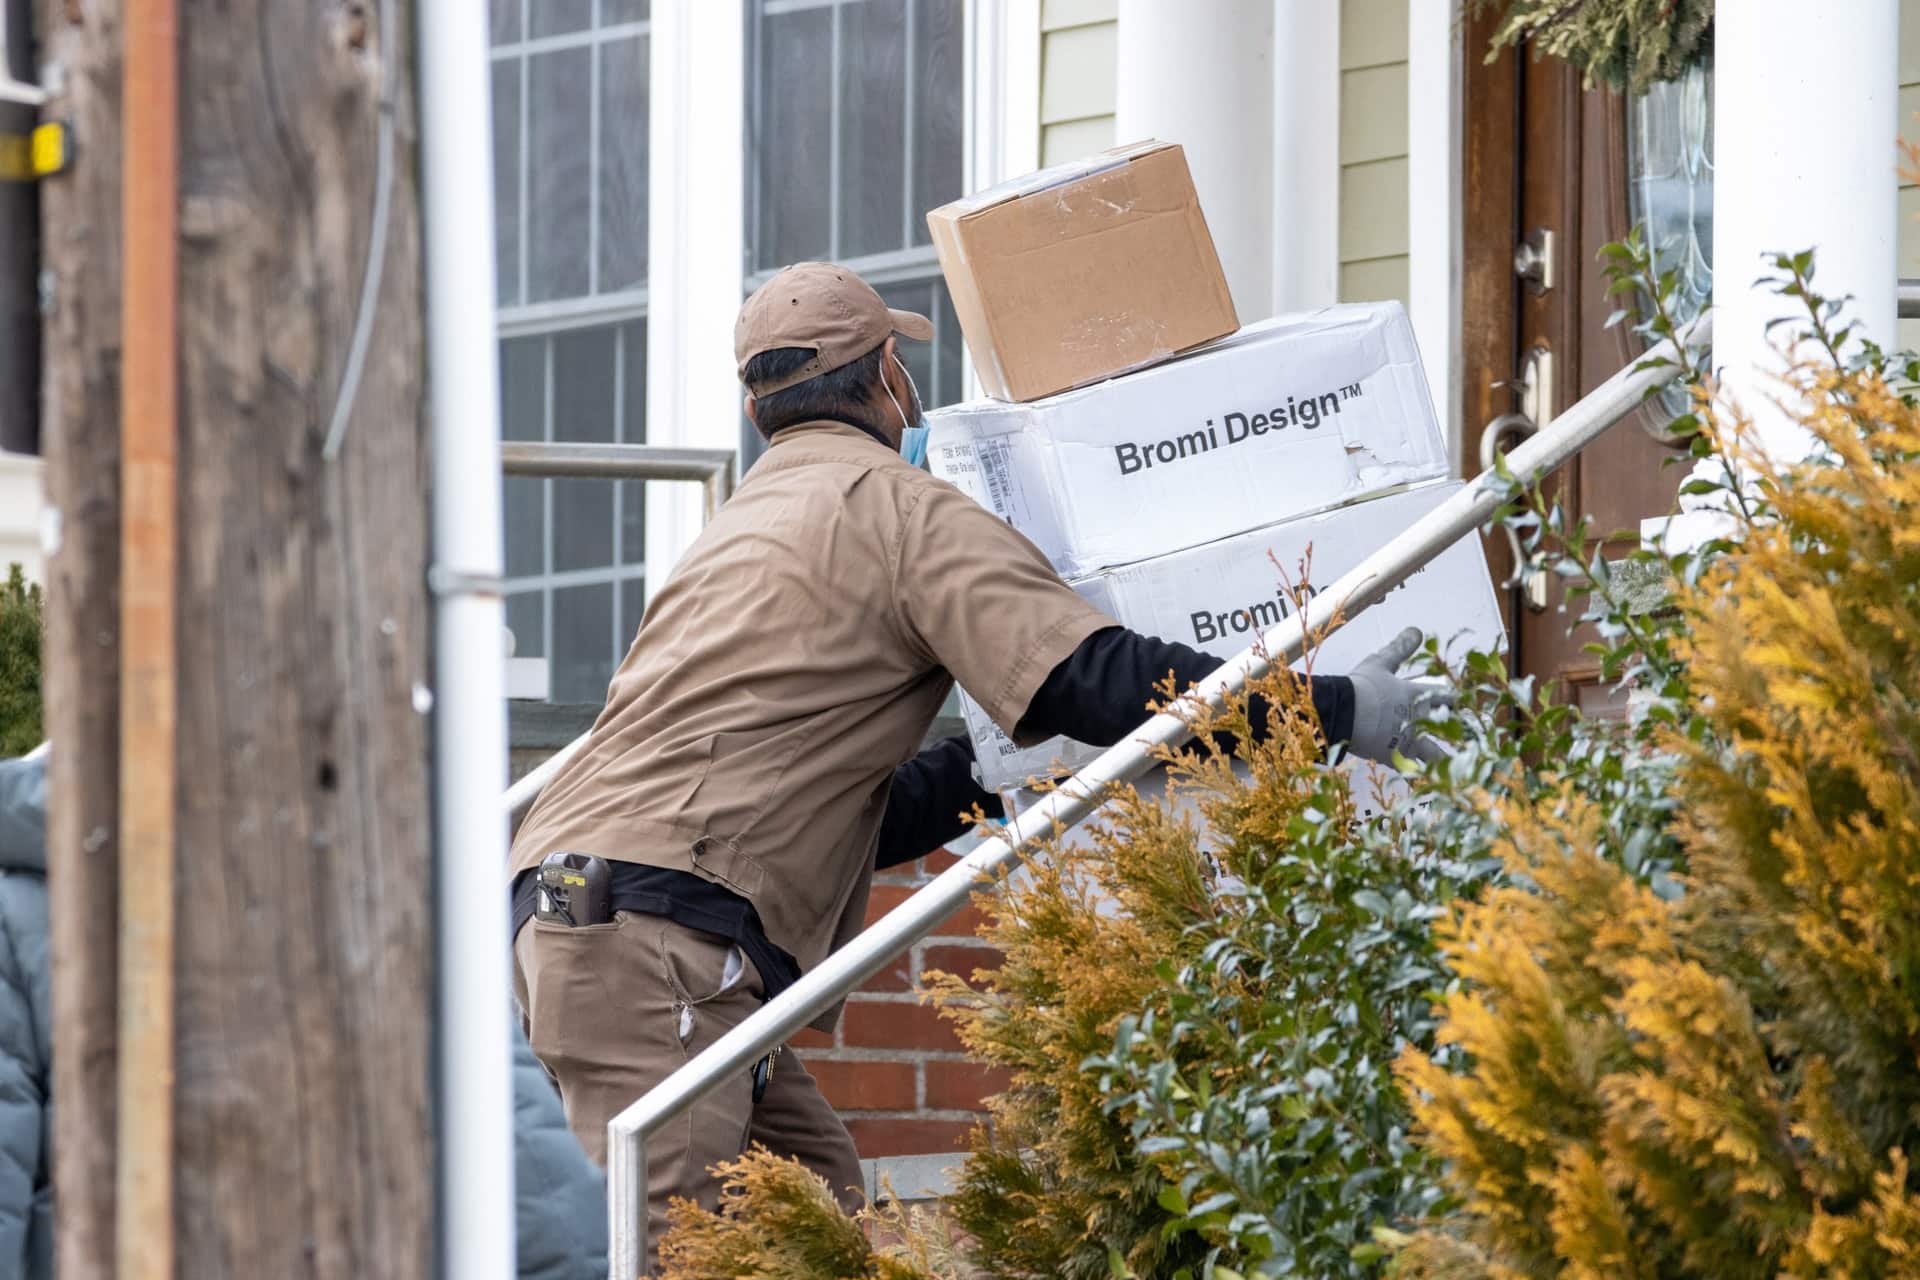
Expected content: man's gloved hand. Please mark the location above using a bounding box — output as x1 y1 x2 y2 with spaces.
1345 627 1455 767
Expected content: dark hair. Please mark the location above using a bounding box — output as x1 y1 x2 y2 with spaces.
744 343 888 436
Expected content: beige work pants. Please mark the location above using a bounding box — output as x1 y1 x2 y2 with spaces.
513 911 863 1275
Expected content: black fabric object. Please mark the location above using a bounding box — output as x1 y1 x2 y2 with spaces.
1017 625 1354 749
871 627 1358 871
874 735 1003 870
511 865 803 1000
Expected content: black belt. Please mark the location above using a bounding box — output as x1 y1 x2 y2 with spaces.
509 865 803 1001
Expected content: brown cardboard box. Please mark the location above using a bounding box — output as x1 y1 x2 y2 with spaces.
926 141 1239 403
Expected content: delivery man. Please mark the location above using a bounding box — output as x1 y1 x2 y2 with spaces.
507 263 1446 1267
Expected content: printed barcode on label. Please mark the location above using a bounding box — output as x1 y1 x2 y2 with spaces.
977 439 1017 521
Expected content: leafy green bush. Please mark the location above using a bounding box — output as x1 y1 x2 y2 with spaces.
0 564 42 756
1394 266 1920 1276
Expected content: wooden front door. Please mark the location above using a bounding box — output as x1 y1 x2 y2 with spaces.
1458 13 1695 711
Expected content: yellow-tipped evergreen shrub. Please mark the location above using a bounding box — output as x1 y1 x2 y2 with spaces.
1396 298 1920 1275
930 648 1496 1279
654 1146 950 1280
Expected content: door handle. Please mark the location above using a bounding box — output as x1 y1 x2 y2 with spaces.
1479 411 1550 613
1513 227 1555 294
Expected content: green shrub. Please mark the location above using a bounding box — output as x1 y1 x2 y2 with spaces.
1396 260 1920 1275
0 564 41 756
655 1147 951 1280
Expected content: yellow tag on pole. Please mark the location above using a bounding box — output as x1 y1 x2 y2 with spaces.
0 121 70 181
29 121 67 177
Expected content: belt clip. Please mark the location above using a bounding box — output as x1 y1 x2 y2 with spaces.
750 1045 782 1104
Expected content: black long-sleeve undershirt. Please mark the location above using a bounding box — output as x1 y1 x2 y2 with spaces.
874 626 1355 869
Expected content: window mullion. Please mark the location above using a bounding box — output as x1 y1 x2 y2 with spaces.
589 30 602 295
517 0 531 308
541 335 556 689
828 0 842 261
902 0 916 251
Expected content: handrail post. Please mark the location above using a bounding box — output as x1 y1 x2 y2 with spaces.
601 315 1710 1276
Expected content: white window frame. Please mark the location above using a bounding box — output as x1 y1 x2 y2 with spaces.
641 0 1024 589
493 4 656 702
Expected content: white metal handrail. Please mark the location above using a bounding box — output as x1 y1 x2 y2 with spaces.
500 442 737 825
595 314 1712 1277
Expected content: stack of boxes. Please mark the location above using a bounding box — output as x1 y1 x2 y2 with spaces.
925 142 1505 810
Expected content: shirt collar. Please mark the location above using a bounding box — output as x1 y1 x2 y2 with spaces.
768 418 900 453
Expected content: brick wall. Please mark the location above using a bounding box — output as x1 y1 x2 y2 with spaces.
796 846 1014 1160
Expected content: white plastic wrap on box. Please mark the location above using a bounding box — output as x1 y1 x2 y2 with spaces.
926 302 1448 580
959 481 1504 793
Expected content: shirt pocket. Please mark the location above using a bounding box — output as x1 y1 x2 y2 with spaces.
688 833 766 898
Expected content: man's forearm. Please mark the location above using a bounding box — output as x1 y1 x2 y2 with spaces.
1015 626 1355 751
874 736 1005 869
875 627 1358 872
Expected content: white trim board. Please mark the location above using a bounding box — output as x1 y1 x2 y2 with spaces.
963 0 1041 401
1406 0 1464 468
645 0 747 604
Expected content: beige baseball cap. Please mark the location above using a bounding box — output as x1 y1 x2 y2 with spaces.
735 262 934 396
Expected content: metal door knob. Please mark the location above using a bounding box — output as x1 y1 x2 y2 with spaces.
1512 228 1555 294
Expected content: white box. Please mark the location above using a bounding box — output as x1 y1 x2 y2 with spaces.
962 481 1505 793
926 302 1448 579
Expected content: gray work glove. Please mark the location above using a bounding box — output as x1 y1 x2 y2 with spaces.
1345 627 1455 767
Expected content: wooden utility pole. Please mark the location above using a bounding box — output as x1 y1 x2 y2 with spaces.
40 2 435 1275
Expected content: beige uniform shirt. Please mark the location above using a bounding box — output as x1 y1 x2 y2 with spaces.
508 422 1111 1004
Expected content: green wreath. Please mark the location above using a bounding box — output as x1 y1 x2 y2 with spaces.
1467 0 1714 95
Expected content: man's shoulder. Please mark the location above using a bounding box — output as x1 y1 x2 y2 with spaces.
748 438 962 509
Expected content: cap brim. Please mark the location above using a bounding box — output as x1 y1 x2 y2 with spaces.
889 308 934 342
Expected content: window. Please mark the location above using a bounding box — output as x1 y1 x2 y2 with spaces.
1627 61 1713 416
742 0 967 465
492 1 651 702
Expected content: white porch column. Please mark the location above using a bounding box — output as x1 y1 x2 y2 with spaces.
646 2 746 602
1270 0 1340 316
1115 0 1275 321
1710 0 1897 463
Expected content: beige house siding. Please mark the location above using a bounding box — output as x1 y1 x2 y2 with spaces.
1337 0 1410 307
1899 0 1920 348
1039 0 1116 165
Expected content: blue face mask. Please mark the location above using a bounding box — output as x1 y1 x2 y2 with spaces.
883 352 930 469
900 423 929 469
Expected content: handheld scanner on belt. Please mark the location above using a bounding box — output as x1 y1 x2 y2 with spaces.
535 851 612 927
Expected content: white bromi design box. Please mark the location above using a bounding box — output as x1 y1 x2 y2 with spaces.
959 481 1505 793
926 302 1449 580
